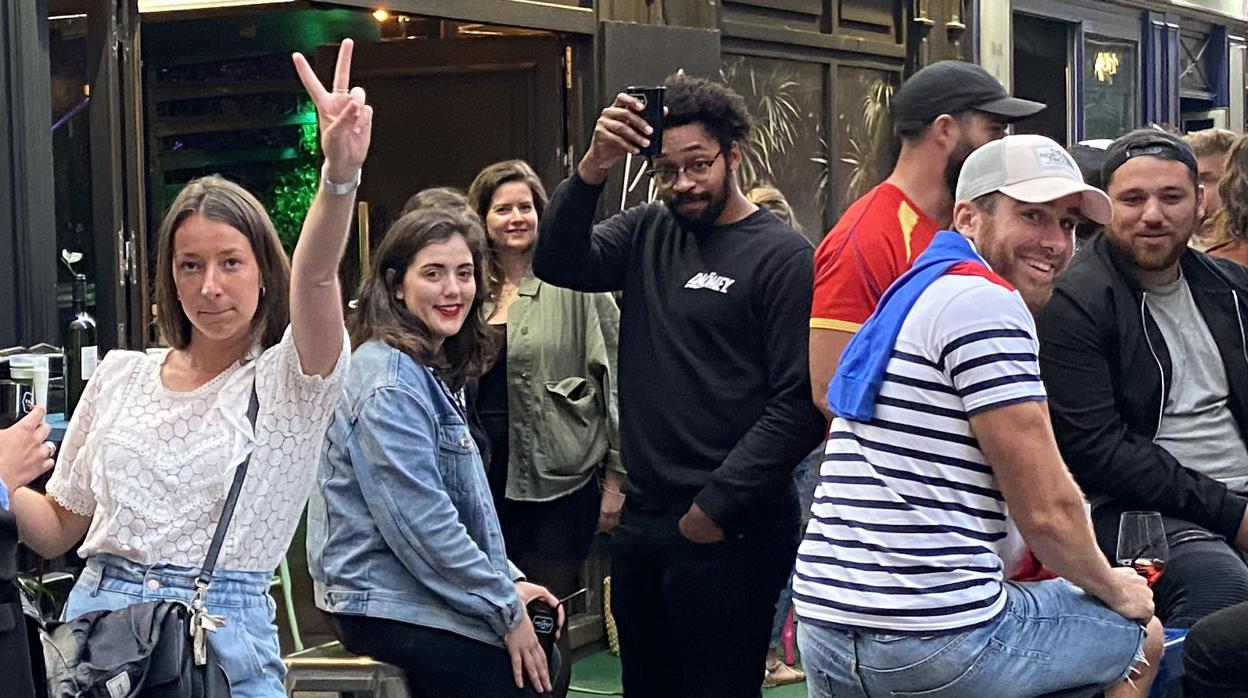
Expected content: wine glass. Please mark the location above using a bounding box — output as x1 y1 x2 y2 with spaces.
1116 511 1169 586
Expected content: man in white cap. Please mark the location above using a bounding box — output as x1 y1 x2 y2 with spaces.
794 135 1163 698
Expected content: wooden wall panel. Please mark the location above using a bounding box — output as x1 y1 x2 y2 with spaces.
722 0 822 35
837 0 902 43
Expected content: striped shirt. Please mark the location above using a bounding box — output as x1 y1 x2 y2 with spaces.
794 274 1047 632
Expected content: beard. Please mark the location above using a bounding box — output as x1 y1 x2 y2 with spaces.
944 136 976 198
1105 215 1198 275
664 170 732 230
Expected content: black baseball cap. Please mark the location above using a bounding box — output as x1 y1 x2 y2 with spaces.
892 61 1046 131
1101 129 1198 185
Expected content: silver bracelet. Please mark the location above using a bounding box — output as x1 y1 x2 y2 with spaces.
321 163 361 195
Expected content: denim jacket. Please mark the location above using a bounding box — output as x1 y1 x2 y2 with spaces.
307 339 524 648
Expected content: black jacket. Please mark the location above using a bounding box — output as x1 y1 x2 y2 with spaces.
1036 234 1248 541
1 506 41 698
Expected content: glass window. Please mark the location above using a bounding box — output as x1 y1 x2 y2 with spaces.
1084 34 1138 140
722 54 826 241
50 11 98 332
833 65 899 219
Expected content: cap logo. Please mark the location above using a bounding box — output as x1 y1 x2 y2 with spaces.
1035 146 1075 174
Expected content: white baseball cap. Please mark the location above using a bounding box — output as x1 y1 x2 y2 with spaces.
955 134 1113 225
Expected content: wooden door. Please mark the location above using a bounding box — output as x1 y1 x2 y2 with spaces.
317 35 568 288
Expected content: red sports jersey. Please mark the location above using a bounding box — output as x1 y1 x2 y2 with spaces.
811 183 940 332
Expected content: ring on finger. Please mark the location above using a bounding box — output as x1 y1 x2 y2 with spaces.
45 441 56 458
333 88 349 94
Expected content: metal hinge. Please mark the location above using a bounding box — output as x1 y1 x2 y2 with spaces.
117 228 137 287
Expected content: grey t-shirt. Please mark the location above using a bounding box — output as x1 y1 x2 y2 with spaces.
1144 273 1248 490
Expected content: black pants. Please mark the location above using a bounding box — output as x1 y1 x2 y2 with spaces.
1183 601 1248 697
609 504 799 698
1093 510 1248 628
328 613 545 698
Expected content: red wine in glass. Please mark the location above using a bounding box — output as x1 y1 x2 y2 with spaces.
1119 557 1167 586
1116 512 1169 588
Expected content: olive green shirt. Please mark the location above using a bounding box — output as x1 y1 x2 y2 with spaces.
488 272 622 502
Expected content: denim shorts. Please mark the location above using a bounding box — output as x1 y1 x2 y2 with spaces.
63 554 285 698
798 579 1147 698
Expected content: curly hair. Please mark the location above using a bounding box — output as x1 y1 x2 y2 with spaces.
662 74 753 151
1213 134 1248 245
348 207 499 390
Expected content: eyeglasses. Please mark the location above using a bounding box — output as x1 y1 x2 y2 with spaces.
645 151 723 188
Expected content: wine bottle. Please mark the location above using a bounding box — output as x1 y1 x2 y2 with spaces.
65 274 98 417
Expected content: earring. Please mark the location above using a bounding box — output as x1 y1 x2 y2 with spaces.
260 286 266 298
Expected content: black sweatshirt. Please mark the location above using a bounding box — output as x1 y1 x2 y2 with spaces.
533 173 826 530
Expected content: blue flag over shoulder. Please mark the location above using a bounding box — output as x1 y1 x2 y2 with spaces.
827 231 985 421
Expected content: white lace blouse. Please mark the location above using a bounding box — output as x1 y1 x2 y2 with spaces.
46 326 349 572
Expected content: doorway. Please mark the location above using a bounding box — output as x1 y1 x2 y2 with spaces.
1012 12 1072 144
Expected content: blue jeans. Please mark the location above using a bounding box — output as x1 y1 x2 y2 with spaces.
770 449 818 647
63 554 285 698
798 579 1146 698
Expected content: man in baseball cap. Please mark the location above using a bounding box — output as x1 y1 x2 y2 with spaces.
809 60 1046 419
796 134 1162 698
1039 127 1248 637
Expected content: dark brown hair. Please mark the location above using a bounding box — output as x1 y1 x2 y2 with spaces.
1213 134 1248 245
348 208 498 389
466 159 548 298
399 186 472 218
154 175 290 350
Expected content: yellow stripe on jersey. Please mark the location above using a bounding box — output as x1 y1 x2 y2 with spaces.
810 318 863 332
898 201 919 263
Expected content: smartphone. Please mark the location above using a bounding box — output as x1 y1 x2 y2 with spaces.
625 85 665 158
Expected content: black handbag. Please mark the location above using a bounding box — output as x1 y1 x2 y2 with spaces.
39 386 260 698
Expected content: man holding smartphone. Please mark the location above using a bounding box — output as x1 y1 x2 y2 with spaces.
533 75 826 697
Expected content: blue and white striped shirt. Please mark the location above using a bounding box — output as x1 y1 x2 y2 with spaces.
794 274 1047 632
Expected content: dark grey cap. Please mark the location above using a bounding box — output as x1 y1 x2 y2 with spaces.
892 61 1046 131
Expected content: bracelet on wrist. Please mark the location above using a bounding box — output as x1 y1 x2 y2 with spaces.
321 163 361 195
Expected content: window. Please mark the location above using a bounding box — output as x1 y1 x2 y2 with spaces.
1084 34 1138 140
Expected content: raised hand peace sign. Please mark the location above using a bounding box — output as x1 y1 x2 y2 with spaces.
292 39 373 183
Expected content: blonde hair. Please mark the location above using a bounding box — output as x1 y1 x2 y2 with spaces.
1186 128 1238 158
746 184 802 233
1213 134 1248 245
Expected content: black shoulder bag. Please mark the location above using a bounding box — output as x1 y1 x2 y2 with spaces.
40 386 260 698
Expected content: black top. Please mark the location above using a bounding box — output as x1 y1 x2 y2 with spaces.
477 326 510 500
1036 234 1248 541
532 173 826 530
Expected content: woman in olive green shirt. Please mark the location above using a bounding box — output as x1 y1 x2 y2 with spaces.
468 160 624 603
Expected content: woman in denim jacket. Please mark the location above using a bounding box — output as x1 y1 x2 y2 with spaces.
308 207 561 697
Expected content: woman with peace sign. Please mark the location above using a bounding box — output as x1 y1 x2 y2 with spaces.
11 39 370 697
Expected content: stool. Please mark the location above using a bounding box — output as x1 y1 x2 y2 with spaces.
283 642 410 698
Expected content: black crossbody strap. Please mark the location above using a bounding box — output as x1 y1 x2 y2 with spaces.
194 383 260 590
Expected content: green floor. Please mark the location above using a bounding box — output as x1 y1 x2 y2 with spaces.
568 649 809 698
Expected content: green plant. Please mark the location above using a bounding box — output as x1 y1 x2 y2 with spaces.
721 59 802 188
265 98 320 254
836 75 895 210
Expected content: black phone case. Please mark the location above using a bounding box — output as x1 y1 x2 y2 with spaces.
626 86 664 158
